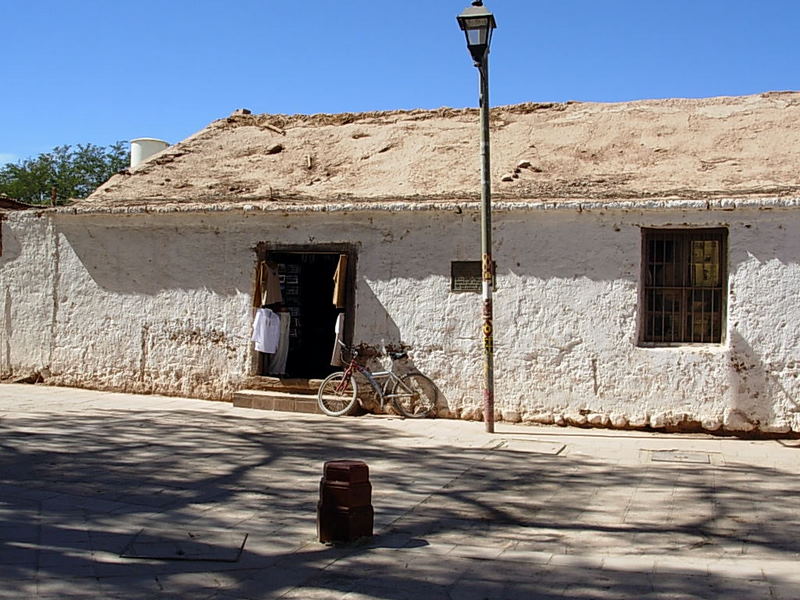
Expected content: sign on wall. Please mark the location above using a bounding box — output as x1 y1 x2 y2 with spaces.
450 261 497 293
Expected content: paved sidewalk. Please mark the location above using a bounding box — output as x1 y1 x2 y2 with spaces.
1 384 800 599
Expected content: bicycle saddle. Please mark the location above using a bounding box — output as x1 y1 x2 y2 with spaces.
388 351 408 360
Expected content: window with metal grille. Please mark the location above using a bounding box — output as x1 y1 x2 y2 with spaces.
641 228 727 345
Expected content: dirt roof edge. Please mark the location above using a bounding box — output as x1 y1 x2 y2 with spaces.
44 195 800 218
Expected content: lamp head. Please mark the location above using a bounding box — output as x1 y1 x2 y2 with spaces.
457 0 497 65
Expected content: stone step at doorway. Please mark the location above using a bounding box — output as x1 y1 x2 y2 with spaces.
241 376 325 395
233 389 322 415
235 376 325 415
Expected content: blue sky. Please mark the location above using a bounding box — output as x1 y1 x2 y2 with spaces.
1 0 798 165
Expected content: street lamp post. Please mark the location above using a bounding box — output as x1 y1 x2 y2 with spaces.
457 0 497 434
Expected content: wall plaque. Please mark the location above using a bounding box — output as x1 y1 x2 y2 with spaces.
451 261 496 293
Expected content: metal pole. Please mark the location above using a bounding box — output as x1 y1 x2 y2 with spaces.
478 57 494 433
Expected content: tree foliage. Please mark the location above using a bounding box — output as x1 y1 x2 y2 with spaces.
0 142 129 205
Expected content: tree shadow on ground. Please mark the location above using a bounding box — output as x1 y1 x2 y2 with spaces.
0 409 798 598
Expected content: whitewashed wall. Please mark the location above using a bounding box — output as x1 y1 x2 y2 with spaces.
0 212 56 376
2 203 799 433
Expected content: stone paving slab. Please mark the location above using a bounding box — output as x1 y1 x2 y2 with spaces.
1 384 800 598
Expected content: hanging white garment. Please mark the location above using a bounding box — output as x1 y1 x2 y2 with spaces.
252 308 280 354
267 312 291 375
330 313 345 366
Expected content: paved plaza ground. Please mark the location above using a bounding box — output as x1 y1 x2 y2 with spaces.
1 384 800 599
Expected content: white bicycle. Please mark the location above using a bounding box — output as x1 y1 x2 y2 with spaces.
317 343 438 418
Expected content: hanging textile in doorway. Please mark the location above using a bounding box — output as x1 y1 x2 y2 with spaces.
266 312 291 375
332 254 348 308
252 308 281 354
253 260 283 308
330 313 345 366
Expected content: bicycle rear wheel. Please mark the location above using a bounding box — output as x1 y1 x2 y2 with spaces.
391 373 437 418
317 372 359 417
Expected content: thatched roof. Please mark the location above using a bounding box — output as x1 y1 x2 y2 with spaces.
0 196 34 211
81 91 800 212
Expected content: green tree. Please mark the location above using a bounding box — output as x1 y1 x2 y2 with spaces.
0 142 129 205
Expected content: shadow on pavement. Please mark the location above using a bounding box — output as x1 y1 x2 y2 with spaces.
1 408 798 598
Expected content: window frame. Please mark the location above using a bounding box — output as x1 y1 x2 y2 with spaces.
639 227 728 347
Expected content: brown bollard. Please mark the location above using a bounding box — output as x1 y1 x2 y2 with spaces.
317 460 374 543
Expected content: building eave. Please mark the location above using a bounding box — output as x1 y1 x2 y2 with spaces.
42 195 800 218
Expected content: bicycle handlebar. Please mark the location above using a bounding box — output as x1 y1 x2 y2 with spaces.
337 339 358 360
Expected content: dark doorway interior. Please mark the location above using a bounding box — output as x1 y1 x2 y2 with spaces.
264 252 342 379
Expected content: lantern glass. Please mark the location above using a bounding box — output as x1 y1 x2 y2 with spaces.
457 3 496 63
464 19 490 46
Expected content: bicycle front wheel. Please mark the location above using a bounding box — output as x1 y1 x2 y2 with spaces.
317 372 359 417
391 373 438 418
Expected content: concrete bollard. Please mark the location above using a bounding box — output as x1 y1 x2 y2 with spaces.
317 460 374 543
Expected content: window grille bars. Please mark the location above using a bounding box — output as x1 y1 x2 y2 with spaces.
642 228 727 344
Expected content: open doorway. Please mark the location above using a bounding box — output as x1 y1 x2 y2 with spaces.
252 245 355 380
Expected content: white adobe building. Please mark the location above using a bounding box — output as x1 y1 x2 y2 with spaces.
2 92 800 434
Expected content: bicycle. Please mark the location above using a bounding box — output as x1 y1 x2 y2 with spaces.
317 342 438 418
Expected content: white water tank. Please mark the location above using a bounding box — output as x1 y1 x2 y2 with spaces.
130 138 169 169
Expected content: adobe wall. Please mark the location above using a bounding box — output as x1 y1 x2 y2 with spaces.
358 203 800 434
2 204 799 434
0 212 57 378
